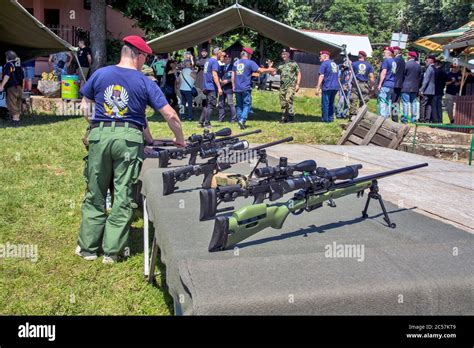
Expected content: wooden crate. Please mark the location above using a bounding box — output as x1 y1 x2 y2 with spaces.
454 96 474 134
338 105 410 149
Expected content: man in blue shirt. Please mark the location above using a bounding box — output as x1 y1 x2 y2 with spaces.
198 47 222 128
316 50 339 122
232 47 275 129
77 35 185 264
377 46 397 119
349 50 375 118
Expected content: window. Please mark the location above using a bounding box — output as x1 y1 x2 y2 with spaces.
44 9 60 26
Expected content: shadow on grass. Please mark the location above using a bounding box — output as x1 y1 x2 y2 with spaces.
0 114 82 128
128 212 175 314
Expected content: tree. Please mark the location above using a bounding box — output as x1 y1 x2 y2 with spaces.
90 0 107 72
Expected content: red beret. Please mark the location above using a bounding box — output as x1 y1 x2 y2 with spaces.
358 51 367 57
392 46 401 51
408 51 417 58
243 47 254 55
320 50 331 56
384 46 394 53
123 35 152 55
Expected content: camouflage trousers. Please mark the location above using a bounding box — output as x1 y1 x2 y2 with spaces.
349 81 370 117
280 86 296 121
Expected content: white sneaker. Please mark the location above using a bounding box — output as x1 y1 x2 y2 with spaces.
75 245 98 261
102 255 119 264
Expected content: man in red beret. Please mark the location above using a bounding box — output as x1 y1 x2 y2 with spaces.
391 46 406 122
377 46 397 118
349 50 375 118
316 50 339 122
76 35 185 264
232 47 275 129
401 51 422 123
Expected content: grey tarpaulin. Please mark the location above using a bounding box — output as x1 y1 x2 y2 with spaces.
147 4 341 57
0 0 76 60
140 156 474 315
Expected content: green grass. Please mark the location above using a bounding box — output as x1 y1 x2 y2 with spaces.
0 90 377 315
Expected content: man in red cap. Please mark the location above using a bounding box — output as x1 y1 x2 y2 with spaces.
391 46 406 122
76 35 185 264
349 50 375 118
401 51 422 123
316 50 339 122
232 47 275 129
377 46 397 119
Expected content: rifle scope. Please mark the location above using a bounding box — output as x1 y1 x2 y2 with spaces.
199 140 249 159
188 127 232 143
255 160 316 178
316 164 362 181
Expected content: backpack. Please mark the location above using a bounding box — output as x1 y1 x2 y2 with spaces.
4 62 24 88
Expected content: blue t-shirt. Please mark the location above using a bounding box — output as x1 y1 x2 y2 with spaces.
381 58 397 88
203 57 219 91
80 65 168 127
352 61 373 82
319 60 339 91
232 58 259 92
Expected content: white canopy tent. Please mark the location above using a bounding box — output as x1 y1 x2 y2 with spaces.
147 3 342 57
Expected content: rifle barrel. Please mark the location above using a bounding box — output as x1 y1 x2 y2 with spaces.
249 136 294 151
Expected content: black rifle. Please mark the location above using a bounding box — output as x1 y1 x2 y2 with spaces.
156 128 262 168
162 137 294 196
199 157 317 220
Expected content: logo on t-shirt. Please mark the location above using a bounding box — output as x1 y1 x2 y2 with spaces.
104 84 129 117
204 61 209 74
330 62 338 73
357 63 366 75
392 62 397 74
236 63 245 75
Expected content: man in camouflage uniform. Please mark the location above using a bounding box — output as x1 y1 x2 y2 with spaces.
275 49 301 123
349 51 375 118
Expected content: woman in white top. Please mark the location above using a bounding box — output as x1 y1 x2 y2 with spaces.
178 59 196 121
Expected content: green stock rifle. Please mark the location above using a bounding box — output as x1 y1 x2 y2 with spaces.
155 128 262 168
208 162 429 252
162 137 294 196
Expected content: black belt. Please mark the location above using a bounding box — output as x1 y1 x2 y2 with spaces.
90 121 143 132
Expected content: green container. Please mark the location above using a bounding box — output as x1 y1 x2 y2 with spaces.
61 75 80 99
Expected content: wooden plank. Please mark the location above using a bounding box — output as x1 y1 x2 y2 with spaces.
359 120 375 130
337 104 368 145
376 126 397 139
352 126 369 139
361 116 385 145
348 134 363 145
370 133 392 147
387 124 411 149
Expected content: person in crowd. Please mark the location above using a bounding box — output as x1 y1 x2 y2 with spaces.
76 35 184 263
377 46 397 119
164 59 178 108
401 51 422 123
433 58 447 123
349 50 374 118
419 55 437 123
22 59 35 92
232 47 275 129
391 46 405 122
199 47 221 128
49 51 72 79
337 59 352 119
275 48 300 123
178 59 196 121
195 48 209 119
77 39 92 85
0 51 24 125
152 54 167 87
315 50 339 123
218 53 236 122
258 59 273 90
445 64 462 123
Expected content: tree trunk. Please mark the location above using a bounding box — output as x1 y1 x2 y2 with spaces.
90 0 107 72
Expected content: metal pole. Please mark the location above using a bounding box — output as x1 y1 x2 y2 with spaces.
143 196 150 277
